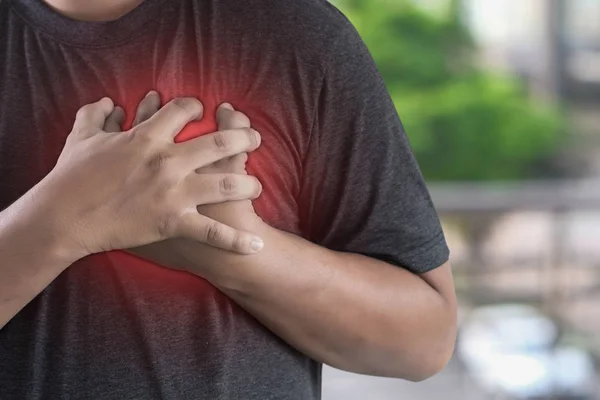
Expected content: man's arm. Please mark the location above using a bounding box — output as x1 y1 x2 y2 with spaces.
0 181 76 329
139 100 457 380
138 221 455 380
0 97 263 329
203 225 456 381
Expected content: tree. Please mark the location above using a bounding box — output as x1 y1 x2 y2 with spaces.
335 0 565 181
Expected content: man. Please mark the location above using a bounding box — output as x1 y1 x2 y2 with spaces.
0 0 457 398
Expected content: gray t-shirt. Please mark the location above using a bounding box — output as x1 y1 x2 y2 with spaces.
0 0 450 398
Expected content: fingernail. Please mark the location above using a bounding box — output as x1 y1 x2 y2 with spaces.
250 237 264 252
146 90 158 98
220 102 234 110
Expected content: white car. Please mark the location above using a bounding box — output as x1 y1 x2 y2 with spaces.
457 304 596 399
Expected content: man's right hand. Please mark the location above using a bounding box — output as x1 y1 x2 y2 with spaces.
41 96 264 263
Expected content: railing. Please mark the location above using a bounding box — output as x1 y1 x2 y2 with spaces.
430 179 600 351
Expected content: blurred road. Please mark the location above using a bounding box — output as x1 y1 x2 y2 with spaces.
322 359 490 400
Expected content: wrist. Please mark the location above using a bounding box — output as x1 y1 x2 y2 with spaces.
25 174 90 265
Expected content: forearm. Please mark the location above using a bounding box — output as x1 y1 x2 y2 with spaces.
181 224 457 380
0 177 77 329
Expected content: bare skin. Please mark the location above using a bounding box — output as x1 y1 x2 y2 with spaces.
43 0 144 21
123 95 261 265
0 96 263 328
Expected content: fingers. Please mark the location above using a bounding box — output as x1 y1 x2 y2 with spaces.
176 128 261 170
139 97 203 140
178 212 264 254
102 91 161 133
216 103 251 130
185 173 262 204
228 153 249 171
215 103 252 170
103 106 125 133
72 97 114 134
134 91 161 127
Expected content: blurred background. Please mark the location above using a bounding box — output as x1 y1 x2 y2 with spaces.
321 0 600 399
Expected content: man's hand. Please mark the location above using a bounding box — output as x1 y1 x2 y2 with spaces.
0 94 265 328
124 93 264 272
195 103 263 230
45 95 264 262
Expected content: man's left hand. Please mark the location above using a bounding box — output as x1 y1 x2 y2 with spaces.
104 91 265 276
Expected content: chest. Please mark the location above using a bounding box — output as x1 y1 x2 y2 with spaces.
0 35 309 233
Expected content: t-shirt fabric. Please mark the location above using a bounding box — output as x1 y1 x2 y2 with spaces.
0 0 450 398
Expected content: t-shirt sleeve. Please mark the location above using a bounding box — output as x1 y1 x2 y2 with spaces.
298 16 449 274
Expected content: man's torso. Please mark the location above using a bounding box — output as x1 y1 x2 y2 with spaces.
0 0 340 398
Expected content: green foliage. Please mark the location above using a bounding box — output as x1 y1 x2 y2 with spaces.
335 0 565 181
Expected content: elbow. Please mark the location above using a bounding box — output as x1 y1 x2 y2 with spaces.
403 309 458 382
388 305 458 382
333 315 457 381
325 268 459 380
403 335 456 382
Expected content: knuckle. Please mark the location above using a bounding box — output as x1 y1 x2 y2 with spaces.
152 186 181 237
229 111 250 128
244 128 259 148
71 126 101 138
157 213 178 239
212 131 231 151
150 183 171 207
76 104 94 119
204 222 223 244
170 98 202 118
127 127 151 147
129 126 151 142
129 124 143 134
219 175 237 194
146 151 173 172
75 105 93 121
69 126 87 137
